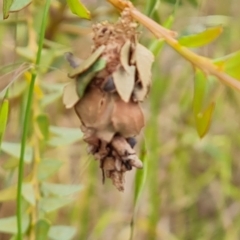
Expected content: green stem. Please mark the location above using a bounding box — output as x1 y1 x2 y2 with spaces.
16 1 51 239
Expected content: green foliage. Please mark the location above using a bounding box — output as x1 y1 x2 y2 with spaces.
35 219 51 240
179 26 223 48
0 215 29 234
10 0 32 12
67 0 91 19
0 99 9 147
48 226 76 240
3 0 14 19
193 70 215 137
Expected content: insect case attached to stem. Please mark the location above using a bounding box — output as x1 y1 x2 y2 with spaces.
63 9 154 191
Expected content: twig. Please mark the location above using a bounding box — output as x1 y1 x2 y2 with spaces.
107 0 240 92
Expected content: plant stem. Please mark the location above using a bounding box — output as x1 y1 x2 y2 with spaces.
107 0 240 92
16 0 51 239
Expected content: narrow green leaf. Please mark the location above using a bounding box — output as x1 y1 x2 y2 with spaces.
3 0 14 19
179 26 223 48
0 185 17 202
68 46 105 78
76 58 106 99
48 126 83 147
0 183 37 203
0 215 29 234
134 140 148 205
1 142 33 163
22 183 36 206
37 159 62 181
67 0 91 19
149 14 174 56
41 91 62 107
39 197 73 213
41 182 83 197
35 219 51 240
214 51 240 80
10 0 32 12
0 99 9 148
2 158 20 170
195 103 215 138
36 114 50 141
48 226 77 240
193 69 215 138
145 0 160 17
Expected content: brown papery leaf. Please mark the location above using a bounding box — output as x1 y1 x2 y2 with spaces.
74 86 115 142
120 40 131 72
68 45 105 78
63 80 79 109
134 43 154 101
113 66 135 102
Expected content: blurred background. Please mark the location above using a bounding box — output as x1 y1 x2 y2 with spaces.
1 0 240 239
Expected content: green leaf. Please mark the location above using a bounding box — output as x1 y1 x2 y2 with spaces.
48 126 83 147
195 103 215 138
145 0 160 17
2 158 19 170
193 69 215 138
0 185 17 202
0 215 29 234
22 183 36 206
3 0 14 19
1 142 33 163
214 51 240 80
10 0 32 12
0 99 9 148
68 46 105 78
41 91 63 107
149 14 175 56
0 183 36 203
179 26 223 48
67 0 91 19
48 226 77 240
37 159 62 181
76 58 106 99
41 182 83 197
39 197 73 213
134 140 148 205
35 219 51 240
36 114 50 141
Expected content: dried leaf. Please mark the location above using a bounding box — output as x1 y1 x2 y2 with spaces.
113 66 135 102
68 45 105 78
74 87 115 142
134 43 154 101
111 96 144 137
62 80 79 109
120 40 131 72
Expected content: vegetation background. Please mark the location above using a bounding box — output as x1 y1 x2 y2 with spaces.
1 0 240 239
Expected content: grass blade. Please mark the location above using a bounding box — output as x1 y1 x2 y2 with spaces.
16 0 51 239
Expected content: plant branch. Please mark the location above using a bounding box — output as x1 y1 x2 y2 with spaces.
107 0 240 91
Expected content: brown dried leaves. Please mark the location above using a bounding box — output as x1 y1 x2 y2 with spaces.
62 11 154 191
